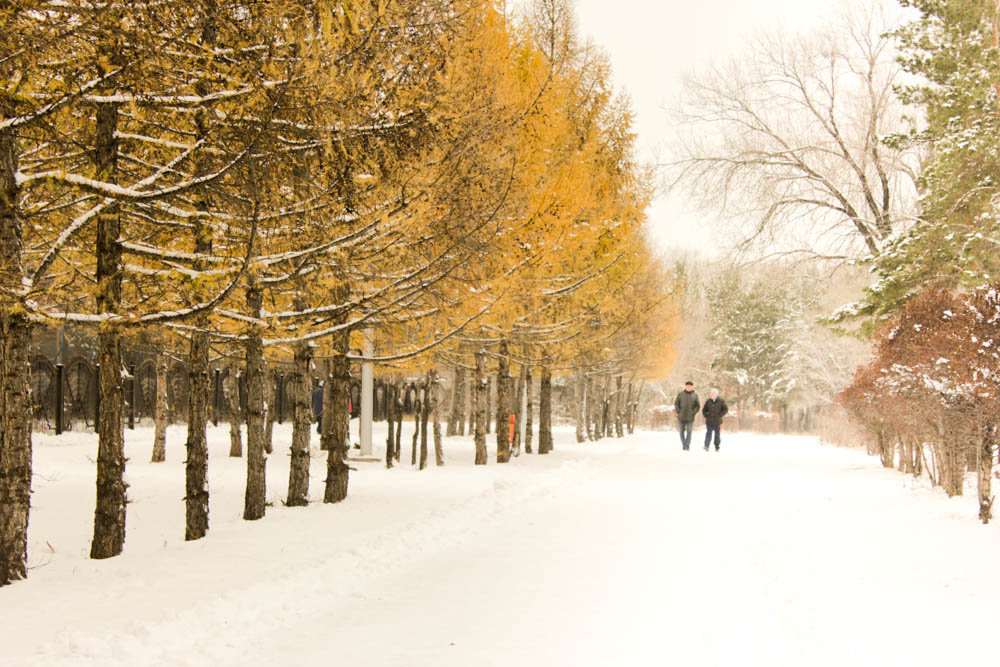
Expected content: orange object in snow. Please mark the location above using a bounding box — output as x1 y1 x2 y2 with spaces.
508 413 516 443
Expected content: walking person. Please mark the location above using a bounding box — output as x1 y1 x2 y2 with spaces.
702 388 728 451
673 381 700 451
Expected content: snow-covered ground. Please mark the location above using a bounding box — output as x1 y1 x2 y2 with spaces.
4 423 999 666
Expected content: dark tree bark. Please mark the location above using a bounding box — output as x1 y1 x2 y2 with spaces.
599 375 610 439
263 372 274 456
496 341 511 463
151 354 168 462
183 7 217 544
538 365 553 455
385 383 396 468
323 331 351 503
0 98 32 582
614 376 624 438
623 382 634 438
575 368 586 443
265 367 277 451
244 283 267 520
485 376 492 434
184 332 211 542
394 384 403 462
977 426 994 524
511 361 526 456
286 342 313 507
474 350 488 465
411 402 419 467
431 370 444 466
0 307 30 584
525 368 534 454
90 78 127 560
447 364 466 436
419 377 430 470
227 362 243 457
466 375 475 436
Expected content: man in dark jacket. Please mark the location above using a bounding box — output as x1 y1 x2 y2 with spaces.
674 381 700 450
312 383 324 434
701 388 728 451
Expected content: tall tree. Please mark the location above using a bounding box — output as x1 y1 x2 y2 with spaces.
840 0 1000 329
668 2 919 261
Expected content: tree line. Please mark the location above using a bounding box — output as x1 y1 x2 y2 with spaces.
667 0 1000 522
0 0 675 586
840 0 1000 524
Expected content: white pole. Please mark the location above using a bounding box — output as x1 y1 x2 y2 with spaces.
360 330 374 456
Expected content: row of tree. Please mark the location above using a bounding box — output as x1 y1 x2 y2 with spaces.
839 0 1000 524
841 284 998 522
667 0 1000 521
0 0 675 586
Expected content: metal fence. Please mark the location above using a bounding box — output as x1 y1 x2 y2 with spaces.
30 348 427 434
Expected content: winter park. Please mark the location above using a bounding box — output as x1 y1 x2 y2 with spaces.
3 0 1000 665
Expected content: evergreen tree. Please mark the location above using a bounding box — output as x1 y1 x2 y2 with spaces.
838 0 1000 330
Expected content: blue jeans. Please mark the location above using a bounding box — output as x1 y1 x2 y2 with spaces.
679 421 694 449
705 424 721 450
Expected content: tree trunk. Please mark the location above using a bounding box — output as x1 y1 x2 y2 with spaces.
90 83 127 560
227 363 243 457
323 331 351 503
419 378 429 470
485 376 492 434
244 284 267 521
385 383 396 468
0 104 32 582
474 350 488 465
614 377 624 438
496 341 511 463
263 371 274 455
877 430 893 469
629 381 645 434
286 342 313 507
394 384 403 462
512 361 526 456
447 364 465 437
265 368 277 450
938 417 964 497
152 354 168 462
575 368 586 443
600 375 610 439
182 11 218 543
978 424 994 524
431 370 444 466
525 368 534 454
467 376 476 436
583 373 597 442
539 365 553 455
185 330 211 542
0 309 31 584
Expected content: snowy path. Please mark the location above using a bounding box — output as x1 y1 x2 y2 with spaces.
4 427 1000 666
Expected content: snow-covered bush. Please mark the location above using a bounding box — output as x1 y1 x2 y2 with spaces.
840 284 997 522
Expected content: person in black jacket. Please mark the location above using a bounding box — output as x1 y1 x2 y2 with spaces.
673 381 700 450
312 382 324 434
701 388 728 451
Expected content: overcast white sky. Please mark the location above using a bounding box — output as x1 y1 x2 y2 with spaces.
527 0 841 258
